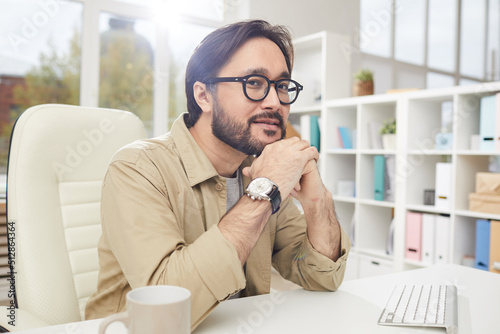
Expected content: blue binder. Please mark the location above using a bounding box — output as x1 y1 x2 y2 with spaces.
475 219 490 271
338 126 352 149
479 95 496 151
374 155 385 201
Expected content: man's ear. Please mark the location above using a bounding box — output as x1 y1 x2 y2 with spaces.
193 81 213 113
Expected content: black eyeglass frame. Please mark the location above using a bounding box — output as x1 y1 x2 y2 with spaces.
205 74 304 105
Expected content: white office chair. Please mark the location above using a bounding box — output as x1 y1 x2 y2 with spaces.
0 104 146 331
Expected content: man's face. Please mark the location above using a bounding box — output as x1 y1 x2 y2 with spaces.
209 37 291 156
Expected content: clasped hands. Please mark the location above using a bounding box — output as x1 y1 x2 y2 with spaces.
242 137 326 206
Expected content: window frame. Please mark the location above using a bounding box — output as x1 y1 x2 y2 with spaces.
77 0 227 136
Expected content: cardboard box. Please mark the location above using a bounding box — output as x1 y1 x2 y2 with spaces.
476 172 500 194
469 192 500 215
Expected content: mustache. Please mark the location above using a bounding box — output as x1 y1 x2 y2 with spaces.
247 111 284 129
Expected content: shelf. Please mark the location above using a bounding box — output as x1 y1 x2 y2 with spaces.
455 150 500 156
405 204 451 215
358 198 395 208
290 105 322 114
332 196 356 203
359 149 396 155
407 150 452 155
325 149 356 155
293 31 324 51
294 30 500 280
455 209 500 220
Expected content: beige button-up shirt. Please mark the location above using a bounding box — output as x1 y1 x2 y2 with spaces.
85 114 351 330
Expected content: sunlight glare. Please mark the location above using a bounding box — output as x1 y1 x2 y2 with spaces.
153 0 182 30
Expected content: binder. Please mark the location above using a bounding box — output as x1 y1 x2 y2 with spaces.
374 155 385 201
475 219 490 271
309 115 320 152
384 155 395 202
435 162 452 210
405 211 422 261
479 95 496 151
434 215 450 264
421 214 436 265
490 220 500 274
337 126 352 149
386 218 395 255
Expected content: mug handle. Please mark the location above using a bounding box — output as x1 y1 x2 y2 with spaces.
99 312 130 334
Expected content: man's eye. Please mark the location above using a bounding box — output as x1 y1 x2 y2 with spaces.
247 79 264 88
278 83 290 90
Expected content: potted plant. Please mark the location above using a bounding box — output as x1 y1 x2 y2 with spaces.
353 69 374 96
379 118 396 150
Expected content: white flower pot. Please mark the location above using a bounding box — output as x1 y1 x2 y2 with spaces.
382 134 396 150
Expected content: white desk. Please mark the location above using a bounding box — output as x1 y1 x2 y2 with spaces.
16 264 500 334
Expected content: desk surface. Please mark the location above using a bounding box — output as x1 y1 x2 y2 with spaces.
16 264 500 334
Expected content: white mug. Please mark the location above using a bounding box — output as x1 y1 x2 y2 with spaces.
99 285 191 334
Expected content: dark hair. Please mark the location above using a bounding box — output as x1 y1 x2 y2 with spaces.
184 19 294 127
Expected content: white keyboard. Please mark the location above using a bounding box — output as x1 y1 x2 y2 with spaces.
378 284 458 334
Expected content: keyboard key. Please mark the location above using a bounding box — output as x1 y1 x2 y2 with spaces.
394 286 412 322
437 285 447 324
414 285 431 322
426 285 440 324
386 285 404 312
404 285 422 323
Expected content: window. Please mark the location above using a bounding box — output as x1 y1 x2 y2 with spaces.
460 0 486 78
0 0 83 173
395 0 425 65
359 0 392 58
428 0 457 73
0 0 243 175
359 0 499 93
98 14 156 134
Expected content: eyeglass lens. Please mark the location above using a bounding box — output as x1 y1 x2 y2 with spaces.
244 76 298 104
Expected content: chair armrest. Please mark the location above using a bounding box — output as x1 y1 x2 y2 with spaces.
0 306 50 332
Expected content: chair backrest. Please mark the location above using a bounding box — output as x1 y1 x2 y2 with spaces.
7 104 146 325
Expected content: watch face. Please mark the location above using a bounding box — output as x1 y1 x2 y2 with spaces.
249 178 273 194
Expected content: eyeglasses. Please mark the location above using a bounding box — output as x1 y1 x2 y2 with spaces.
205 74 303 105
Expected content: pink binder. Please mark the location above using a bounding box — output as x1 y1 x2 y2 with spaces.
406 211 422 261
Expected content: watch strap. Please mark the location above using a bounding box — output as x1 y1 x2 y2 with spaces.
268 185 281 214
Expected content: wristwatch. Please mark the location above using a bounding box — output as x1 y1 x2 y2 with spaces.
245 177 281 214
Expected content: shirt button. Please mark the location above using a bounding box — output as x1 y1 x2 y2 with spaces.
215 183 223 191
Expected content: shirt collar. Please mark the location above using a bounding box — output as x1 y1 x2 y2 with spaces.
171 113 254 187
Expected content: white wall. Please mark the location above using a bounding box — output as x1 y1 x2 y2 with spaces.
247 0 359 40
247 0 361 83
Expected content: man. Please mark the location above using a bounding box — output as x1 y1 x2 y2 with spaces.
85 19 350 330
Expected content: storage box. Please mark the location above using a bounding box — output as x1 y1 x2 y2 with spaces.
469 192 500 215
476 172 500 194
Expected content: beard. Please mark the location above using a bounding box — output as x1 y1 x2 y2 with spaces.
211 98 286 156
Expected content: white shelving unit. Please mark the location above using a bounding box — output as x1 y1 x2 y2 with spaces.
292 32 500 279
289 31 350 140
